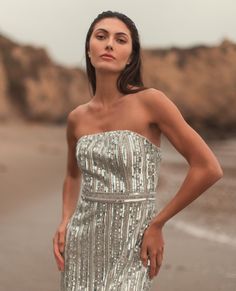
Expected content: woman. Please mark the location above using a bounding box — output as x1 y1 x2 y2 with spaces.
53 10 223 291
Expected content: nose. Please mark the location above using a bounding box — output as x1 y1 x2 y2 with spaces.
106 44 113 50
106 38 114 50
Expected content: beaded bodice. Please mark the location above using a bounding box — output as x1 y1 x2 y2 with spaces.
76 130 162 195
62 130 163 290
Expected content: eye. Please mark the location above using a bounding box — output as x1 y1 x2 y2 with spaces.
96 34 105 39
95 34 126 44
117 39 126 44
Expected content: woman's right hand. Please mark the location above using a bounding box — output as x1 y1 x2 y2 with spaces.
53 220 69 271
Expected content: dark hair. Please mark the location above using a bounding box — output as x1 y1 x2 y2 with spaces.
85 10 148 96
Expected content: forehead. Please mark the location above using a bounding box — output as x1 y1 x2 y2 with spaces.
93 18 131 37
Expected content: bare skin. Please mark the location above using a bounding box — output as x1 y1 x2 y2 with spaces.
53 17 223 280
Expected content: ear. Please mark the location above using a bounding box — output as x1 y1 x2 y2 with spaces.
127 57 132 64
127 53 133 65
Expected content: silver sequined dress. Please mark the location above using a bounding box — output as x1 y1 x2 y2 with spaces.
60 130 162 291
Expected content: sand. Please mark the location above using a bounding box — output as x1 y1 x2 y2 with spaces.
0 122 235 291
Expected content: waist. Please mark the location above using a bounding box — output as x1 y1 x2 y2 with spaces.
81 191 157 203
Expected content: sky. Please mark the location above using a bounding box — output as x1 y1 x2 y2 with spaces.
0 0 235 68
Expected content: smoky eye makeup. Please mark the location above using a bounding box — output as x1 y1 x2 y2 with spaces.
94 28 129 41
95 33 127 44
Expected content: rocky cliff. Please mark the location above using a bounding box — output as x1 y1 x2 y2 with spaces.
142 38 236 138
0 34 235 138
0 34 90 123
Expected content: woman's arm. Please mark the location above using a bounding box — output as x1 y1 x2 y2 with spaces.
53 110 81 271
139 89 223 279
61 110 82 224
144 89 223 227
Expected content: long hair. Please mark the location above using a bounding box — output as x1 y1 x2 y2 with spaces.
85 10 148 96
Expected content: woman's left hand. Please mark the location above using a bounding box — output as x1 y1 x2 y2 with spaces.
139 223 165 280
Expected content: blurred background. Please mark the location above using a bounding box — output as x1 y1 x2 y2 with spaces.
0 1 235 290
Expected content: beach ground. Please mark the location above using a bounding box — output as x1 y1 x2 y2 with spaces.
0 122 235 291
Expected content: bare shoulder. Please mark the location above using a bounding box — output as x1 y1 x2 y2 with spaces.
139 87 188 126
139 88 175 116
66 104 87 141
139 88 214 164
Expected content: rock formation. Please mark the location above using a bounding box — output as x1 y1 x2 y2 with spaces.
0 33 235 138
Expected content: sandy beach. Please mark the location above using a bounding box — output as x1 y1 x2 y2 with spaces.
0 122 235 291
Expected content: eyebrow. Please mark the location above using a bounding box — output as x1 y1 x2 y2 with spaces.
94 28 129 37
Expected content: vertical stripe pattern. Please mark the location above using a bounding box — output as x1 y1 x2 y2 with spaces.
61 130 162 291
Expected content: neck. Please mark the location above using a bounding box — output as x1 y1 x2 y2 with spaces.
92 70 124 109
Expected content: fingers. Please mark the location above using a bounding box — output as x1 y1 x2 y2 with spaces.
151 247 164 278
140 245 164 280
149 252 157 279
157 248 163 268
140 242 148 268
53 231 65 271
155 250 163 276
58 232 65 253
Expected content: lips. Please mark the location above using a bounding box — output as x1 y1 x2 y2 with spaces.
101 54 115 59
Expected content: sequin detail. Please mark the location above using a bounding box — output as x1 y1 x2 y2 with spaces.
60 130 162 291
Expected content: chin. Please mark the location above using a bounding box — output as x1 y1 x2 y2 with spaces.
95 64 122 74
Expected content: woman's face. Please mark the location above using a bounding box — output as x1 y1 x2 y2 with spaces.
88 17 133 73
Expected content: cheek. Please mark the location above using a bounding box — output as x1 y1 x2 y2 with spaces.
89 38 100 53
120 48 132 62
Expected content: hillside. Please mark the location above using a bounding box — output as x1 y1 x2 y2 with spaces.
0 33 235 138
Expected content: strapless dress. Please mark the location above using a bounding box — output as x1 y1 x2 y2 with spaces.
60 129 162 291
